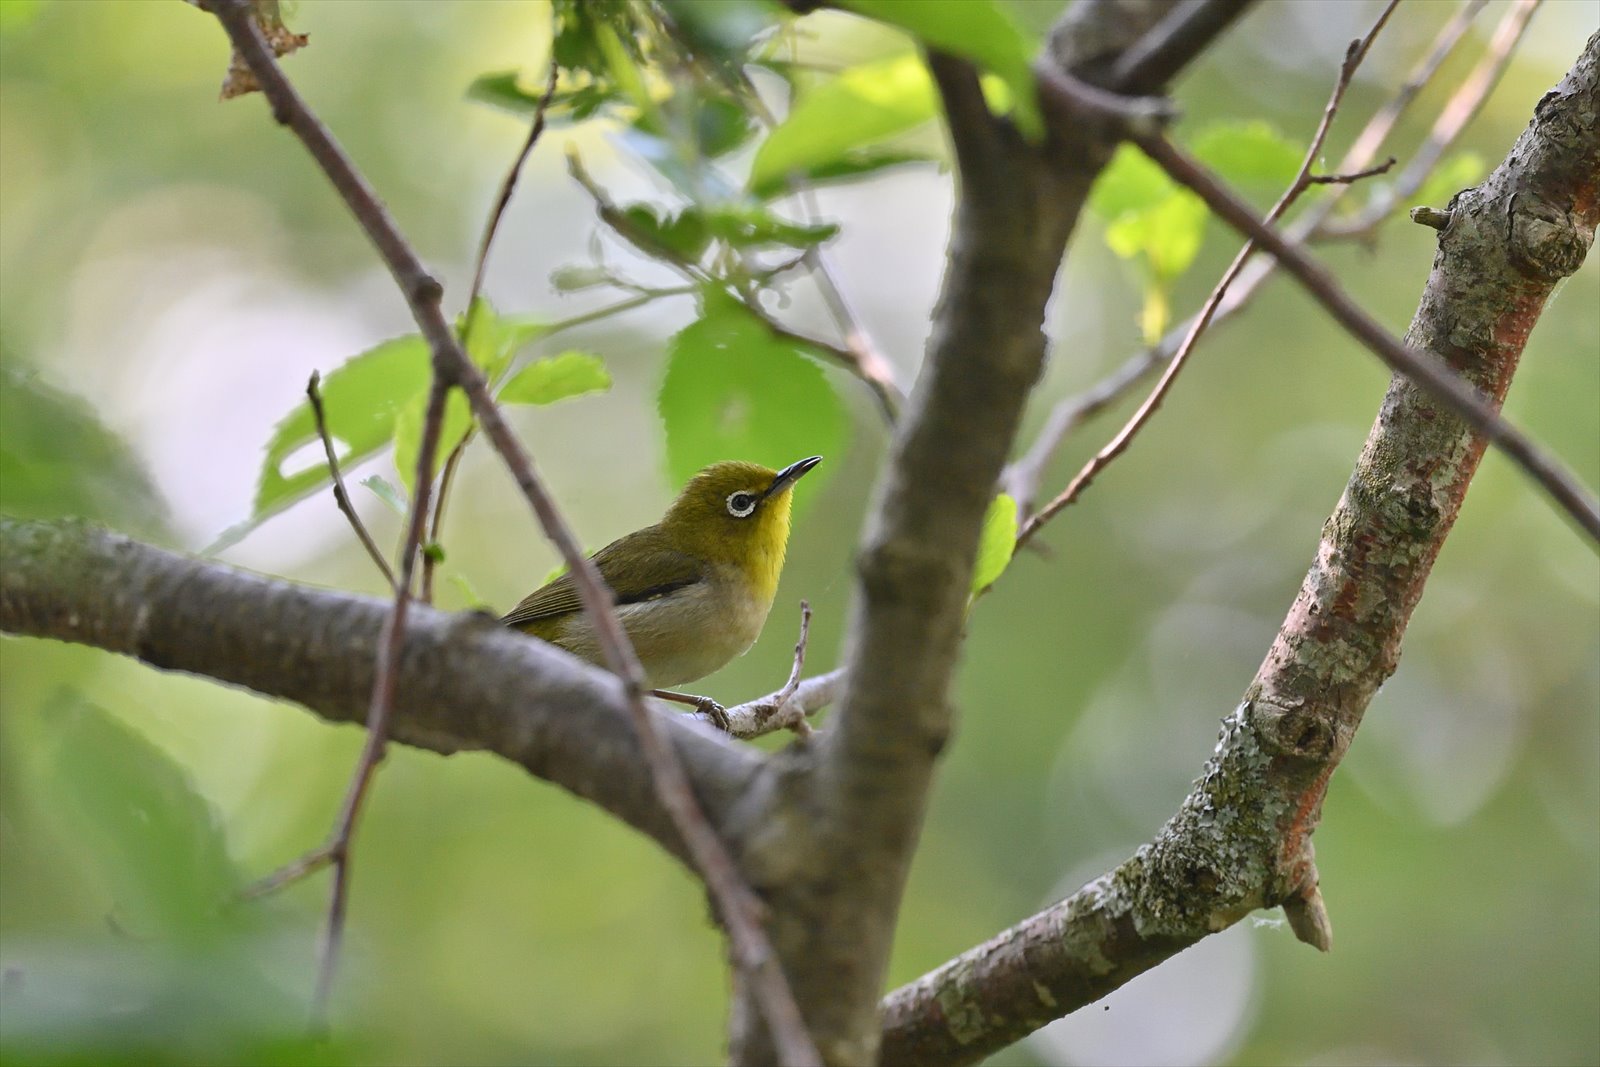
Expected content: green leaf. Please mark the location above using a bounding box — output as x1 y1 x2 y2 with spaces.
499 351 612 406
1104 188 1208 281
360 474 409 517
1090 144 1174 221
392 388 472 494
838 0 1042 138
749 146 932 200
750 53 939 196
971 493 1017 595
252 334 430 519
1416 151 1485 212
659 290 847 492
702 203 839 249
1191 120 1302 189
461 298 546 382
617 203 714 262
0 362 168 537
39 693 239 942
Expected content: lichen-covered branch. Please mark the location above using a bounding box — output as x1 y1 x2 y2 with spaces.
0 519 762 867
878 30 1598 1067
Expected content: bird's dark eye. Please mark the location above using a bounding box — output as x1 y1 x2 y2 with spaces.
726 491 758 518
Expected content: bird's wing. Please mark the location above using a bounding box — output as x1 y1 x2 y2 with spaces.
499 528 704 628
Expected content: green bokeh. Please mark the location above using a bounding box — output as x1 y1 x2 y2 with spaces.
2 2 1596 1065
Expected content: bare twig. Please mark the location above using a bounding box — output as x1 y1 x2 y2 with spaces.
1306 158 1396 184
1124 128 1600 543
1003 0 1491 517
1321 0 1543 240
719 666 844 740
306 371 396 589
422 49 561 605
239 378 450 1029
1109 0 1257 92
760 600 815 738
1020 2 1399 548
205 4 820 1061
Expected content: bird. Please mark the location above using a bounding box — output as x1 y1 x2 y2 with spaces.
501 456 822 728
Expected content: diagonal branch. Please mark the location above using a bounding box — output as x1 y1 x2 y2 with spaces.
880 30 1599 1065
201 3 819 1060
1017 2 1399 547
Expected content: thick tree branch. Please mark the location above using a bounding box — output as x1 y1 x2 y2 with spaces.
879 31 1599 1066
713 4 1246 1064
0 519 762 863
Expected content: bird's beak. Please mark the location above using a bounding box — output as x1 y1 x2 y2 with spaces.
765 455 823 498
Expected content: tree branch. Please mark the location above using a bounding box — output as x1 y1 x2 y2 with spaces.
879 30 1599 1065
202 4 818 1058
715 4 1248 1063
0 518 762 864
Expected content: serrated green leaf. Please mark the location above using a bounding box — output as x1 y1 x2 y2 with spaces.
971 493 1017 595
659 290 846 496
461 299 546 382
252 334 430 518
499 351 612 406
750 53 939 196
1191 120 1302 189
39 693 239 942
392 388 473 494
617 203 714 262
839 0 1042 138
359 474 408 516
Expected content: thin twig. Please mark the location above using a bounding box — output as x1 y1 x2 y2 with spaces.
422 49 561 605
1126 127 1600 543
1321 0 1543 240
306 372 396 588
205 5 821 1061
1020 2 1399 547
1003 0 1505 522
720 666 845 741
1306 158 1396 184
753 600 814 738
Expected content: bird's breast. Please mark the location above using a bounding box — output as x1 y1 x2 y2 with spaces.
552 568 774 689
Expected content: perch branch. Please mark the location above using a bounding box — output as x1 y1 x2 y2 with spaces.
203 3 818 1060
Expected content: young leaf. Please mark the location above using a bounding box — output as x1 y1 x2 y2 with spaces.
360 474 409 517
253 334 430 519
392 388 473 494
1191 120 1302 190
702 203 839 250
499 351 612 406
461 299 546 382
659 290 846 492
748 146 932 201
838 0 1043 138
971 492 1017 595
749 53 939 197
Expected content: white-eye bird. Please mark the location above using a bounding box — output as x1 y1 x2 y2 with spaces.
501 456 821 725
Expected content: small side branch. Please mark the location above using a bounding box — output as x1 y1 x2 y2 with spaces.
306 371 396 589
1020 3 1399 547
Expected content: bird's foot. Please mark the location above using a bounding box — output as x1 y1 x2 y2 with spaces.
651 689 730 732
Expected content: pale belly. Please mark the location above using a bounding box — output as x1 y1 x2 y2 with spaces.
548 572 773 689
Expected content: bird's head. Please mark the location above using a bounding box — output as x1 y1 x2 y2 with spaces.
661 456 822 587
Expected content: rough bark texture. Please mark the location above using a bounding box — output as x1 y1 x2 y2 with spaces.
877 30 1599 1067
718 3 1241 1062
0 519 761 865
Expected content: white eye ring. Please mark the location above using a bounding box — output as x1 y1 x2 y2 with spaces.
726 491 758 518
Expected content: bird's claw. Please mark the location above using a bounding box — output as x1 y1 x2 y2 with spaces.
695 697 731 732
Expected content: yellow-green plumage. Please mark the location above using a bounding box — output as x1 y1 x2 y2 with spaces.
502 458 818 688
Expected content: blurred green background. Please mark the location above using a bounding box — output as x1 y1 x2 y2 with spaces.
1 1 1596 1064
